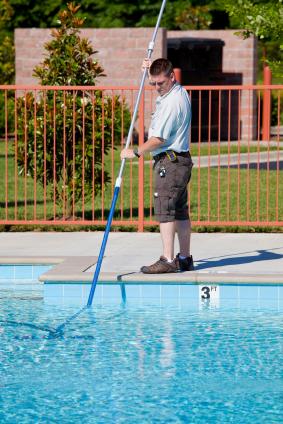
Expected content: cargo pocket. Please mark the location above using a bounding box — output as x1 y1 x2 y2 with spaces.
154 193 168 216
154 191 176 220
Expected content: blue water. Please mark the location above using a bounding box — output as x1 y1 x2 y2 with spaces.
0 285 282 423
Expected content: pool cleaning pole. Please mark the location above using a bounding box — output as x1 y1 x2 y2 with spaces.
87 0 168 307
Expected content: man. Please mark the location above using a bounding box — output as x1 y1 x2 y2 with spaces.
121 58 193 273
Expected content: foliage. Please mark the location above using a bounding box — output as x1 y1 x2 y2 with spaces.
0 0 13 29
220 0 283 76
220 0 282 40
175 5 212 30
0 35 15 135
16 91 128 214
89 0 227 30
0 0 62 30
0 91 15 136
0 36 14 84
16 3 131 216
33 3 105 85
2 0 226 31
0 1 15 134
0 0 14 84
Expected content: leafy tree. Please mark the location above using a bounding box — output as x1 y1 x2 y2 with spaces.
221 0 282 40
175 4 213 29
81 0 227 30
2 0 227 31
220 0 283 75
33 5 105 85
16 3 131 217
0 0 62 30
0 0 14 83
0 0 15 135
0 35 14 84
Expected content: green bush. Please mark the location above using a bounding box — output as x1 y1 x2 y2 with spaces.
0 29 15 136
15 3 131 217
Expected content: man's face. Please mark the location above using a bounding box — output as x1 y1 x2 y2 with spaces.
149 71 175 96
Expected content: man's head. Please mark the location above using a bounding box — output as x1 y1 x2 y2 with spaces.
149 58 175 96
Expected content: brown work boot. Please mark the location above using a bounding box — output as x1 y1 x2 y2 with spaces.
176 253 194 271
141 256 179 274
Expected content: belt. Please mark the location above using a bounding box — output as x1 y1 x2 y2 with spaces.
153 150 190 162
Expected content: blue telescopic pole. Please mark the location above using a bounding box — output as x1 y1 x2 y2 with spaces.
87 0 168 307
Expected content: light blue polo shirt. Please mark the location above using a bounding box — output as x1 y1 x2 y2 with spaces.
148 82 191 156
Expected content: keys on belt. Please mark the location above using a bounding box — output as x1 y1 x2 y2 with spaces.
158 166 166 177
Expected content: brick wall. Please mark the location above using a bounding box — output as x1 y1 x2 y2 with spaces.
15 28 166 86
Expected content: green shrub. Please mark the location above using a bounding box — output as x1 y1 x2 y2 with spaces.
15 3 131 217
0 21 15 135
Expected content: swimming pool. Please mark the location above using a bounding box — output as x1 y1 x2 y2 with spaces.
0 265 282 423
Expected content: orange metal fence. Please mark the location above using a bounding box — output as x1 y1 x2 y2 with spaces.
0 84 282 229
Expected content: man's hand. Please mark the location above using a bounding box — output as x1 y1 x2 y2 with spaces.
141 58 151 73
120 148 135 160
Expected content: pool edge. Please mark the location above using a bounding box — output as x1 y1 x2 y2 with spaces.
1 256 283 285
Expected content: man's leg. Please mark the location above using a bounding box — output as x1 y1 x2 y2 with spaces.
175 218 194 271
175 219 191 257
140 215 192 274
140 220 179 273
160 221 176 261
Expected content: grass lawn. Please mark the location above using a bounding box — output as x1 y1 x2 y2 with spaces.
0 140 282 229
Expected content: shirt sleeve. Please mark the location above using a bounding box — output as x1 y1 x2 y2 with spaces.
150 102 179 141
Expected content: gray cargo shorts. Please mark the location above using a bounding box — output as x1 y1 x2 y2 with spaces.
153 151 193 223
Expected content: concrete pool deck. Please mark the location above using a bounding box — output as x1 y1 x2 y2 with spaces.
0 232 283 284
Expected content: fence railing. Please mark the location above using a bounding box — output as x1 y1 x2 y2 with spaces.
0 84 282 229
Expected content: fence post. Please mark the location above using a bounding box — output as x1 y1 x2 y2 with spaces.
262 65 272 141
138 92 145 232
173 68 182 83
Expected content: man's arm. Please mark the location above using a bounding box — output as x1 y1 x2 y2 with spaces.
120 136 164 159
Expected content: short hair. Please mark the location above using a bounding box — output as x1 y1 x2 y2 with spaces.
149 58 173 77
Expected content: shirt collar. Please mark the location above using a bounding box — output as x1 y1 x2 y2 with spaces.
157 82 179 102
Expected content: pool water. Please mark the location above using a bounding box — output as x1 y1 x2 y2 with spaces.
0 284 282 423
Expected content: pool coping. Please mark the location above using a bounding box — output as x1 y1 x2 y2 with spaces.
1 256 283 285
